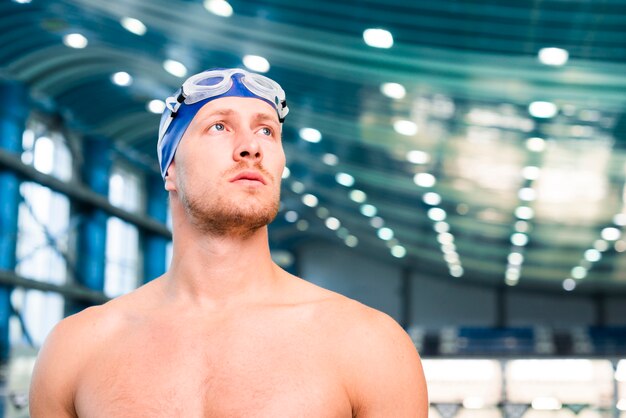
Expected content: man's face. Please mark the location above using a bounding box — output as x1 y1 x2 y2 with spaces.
167 96 286 237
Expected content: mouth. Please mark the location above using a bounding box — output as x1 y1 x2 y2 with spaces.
230 171 267 185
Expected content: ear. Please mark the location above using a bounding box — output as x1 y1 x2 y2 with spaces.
164 160 177 192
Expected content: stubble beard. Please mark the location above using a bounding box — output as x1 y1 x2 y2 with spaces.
178 165 280 239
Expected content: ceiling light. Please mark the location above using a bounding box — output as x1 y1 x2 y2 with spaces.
302 194 318 207
391 245 407 258
428 207 446 222
111 71 132 86
437 232 454 245
360 204 377 217
363 28 393 48
571 266 587 279
594 239 609 252
515 206 534 220
538 47 569 66
337 227 349 239
299 127 322 143
12 0 32 3
613 214 626 226
615 240 626 253
531 397 562 411
444 252 459 264
290 181 305 194
511 233 529 247
325 217 341 231
203 0 233 17
529 101 558 118
601 227 621 241
563 278 576 291
120 17 147 35
518 187 536 201
63 33 88 49
406 150 430 164
434 221 449 233
441 243 456 254
147 99 165 114
378 227 394 240
423 192 441 206
281 166 290 179
414 172 436 188
515 220 530 233
349 189 367 203
345 235 359 247
322 153 339 166
370 217 384 228
584 249 601 262
243 55 270 73
284 211 298 223
522 165 541 180
526 137 546 152
617 399 626 411
296 219 309 231
316 207 329 219
450 265 464 277
380 82 406 99
336 172 355 187
394 120 418 136
163 59 187 77
508 252 524 265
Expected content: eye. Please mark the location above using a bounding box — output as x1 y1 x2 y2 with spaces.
260 127 273 136
209 122 225 132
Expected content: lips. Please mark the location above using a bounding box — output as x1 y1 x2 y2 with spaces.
230 171 267 185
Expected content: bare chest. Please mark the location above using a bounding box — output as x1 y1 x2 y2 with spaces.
74 319 352 418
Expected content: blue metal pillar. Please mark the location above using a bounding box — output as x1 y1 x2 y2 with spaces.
0 80 28 417
143 173 168 282
65 137 111 315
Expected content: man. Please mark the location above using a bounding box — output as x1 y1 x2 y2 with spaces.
29 68 428 417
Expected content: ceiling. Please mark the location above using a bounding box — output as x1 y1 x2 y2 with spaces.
1 0 626 294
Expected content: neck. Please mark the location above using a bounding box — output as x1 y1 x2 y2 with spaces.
165 214 281 310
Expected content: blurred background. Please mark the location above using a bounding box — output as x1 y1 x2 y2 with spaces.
1 0 626 416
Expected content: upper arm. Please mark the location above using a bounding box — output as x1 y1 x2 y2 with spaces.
347 310 428 418
29 316 84 418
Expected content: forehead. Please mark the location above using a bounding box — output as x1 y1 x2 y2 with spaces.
193 96 279 122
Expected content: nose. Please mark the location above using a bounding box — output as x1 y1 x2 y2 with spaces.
233 130 263 162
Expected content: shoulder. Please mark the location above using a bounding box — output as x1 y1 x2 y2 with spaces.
319 297 429 417
29 296 134 417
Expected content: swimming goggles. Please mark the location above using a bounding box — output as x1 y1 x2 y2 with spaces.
157 68 289 179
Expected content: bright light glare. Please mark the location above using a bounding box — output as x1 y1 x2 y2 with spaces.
290 181 305 194
618 399 626 411
111 71 132 86
120 17 147 35
406 150 430 164
349 189 367 203
511 233 528 247
63 33 88 49
601 227 621 241
360 204 377 217
434 221 449 234
322 153 339 166
302 194 319 208
526 137 546 152
571 266 587 279
296 220 309 231
428 207 446 222
299 128 322 143
613 214 626 226
529 101 558 118
508 252 524 265
363 28 394 48
370 217 384 228
336 172 355 187
462 397 484 410
394 120 418 136
594 239 609 252
380 82 406 99
325 217 341 231
12 0 32 3
163 59 187 77
522 166 541 180
345 235 359 247
518 187 536 201
538 47 569 66
391 245 406 258
414 172 436 188
423 192 441 206
563 278 576 291
147 99 165 114
616 360 626 382
531 397 562 410
450 265 464 277
282 166 290 179
378 227 394 240
515 206 534 220
203 0 233 17
285 211 298 223
584 248 601 262
243 55 270 73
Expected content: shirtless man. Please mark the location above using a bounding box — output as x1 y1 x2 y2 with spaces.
29 68 428 417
